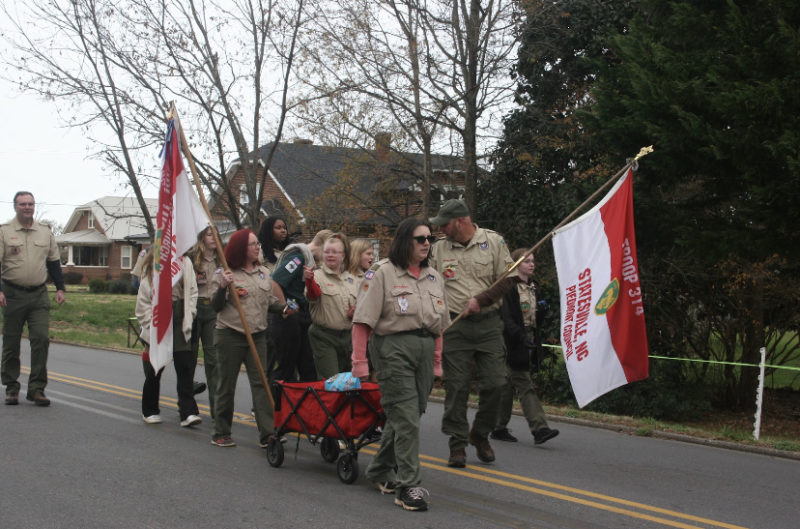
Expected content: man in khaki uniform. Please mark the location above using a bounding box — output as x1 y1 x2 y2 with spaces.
1 191 66 406
429 199 515 467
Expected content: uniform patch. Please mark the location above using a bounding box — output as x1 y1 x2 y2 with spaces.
259 272 265 280
398 295 409 314
10 246 21 256
427 274 436 281
365 270 374 280
347 277 354 283
215 267 223 275
236 286 248 298
196 272 208 285
479 242 488 250
362 283 369 291
443 265 456 279
285 260 298 273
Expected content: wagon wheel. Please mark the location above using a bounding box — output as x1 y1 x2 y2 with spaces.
320 437 340 463
337 453 359 484
266 437 284 467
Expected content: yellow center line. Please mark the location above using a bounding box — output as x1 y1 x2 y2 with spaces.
37 367 749 529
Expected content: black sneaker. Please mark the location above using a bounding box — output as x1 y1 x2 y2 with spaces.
5 392 19 405
490 428 518 442
395 487 429 511
192 381 207 395
534 427 560 445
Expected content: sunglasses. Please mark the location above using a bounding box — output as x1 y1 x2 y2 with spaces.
413 235 436 244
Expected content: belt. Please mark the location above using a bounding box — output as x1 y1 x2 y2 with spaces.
2 280 46 292
197 298 211 305
449 309 498 322
392 328 434 338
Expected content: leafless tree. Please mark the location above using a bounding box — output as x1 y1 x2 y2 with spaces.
295 0 519 215
418 0 520 214
2 0 160 238
2 0 307 233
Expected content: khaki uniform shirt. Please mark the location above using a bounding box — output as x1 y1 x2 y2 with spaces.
517 282 537 328
212 265 279 334
429 225 514 314
353 261 450 336
195 255 219 299
309 265 359 330
0 217 60 287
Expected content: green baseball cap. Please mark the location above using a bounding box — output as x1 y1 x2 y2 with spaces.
430 199 470 226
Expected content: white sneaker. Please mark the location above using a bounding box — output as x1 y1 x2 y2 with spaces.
143 414 162 424
180 414 202 427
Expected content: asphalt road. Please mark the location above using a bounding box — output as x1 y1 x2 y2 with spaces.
1 340 797 529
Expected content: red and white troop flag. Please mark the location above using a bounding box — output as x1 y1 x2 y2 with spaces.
150 116 208 371
552 168 649 407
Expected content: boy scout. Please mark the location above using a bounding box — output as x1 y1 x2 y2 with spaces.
429 199 515 467
1 191 66 406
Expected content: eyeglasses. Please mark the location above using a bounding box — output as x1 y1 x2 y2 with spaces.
248 241 261 247
413 235 436 244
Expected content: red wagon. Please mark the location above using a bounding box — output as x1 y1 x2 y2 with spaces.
266 380 385 483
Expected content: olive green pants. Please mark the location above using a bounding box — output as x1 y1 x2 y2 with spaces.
496 366 549 433
192 301 218 415
365 332 434 496
212 327 274 444
441 311 507 450
308 323 352 380
1 286 50 397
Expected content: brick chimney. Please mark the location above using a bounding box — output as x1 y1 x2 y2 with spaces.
375 132 391 163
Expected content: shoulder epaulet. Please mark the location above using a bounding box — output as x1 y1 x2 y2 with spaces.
371 258 389 271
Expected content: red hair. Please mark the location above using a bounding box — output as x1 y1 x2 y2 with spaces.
225 229 254 270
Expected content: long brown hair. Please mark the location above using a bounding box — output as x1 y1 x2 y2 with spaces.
189 226 220 271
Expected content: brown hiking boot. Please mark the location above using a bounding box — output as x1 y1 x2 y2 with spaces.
26 391 50 407
468 431 495 463
447 448 466 468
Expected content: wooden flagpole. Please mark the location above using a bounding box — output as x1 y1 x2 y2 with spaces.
169 102 275 412
445 146 653 330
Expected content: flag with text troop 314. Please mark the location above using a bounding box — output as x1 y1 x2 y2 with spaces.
552 168 649 407
149 117 207 371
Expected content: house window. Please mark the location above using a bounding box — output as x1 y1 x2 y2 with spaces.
87 211 94 228
74 246 108 267
121 246 133 269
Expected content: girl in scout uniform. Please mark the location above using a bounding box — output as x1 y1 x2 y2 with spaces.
257 216 291 274
135 249 201 427
306 233 359 379
209 229 290 448
493 249 559 445
189 226 221 417
351 218 450 512
348 238 375 280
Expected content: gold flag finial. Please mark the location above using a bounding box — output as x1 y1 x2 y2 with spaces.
634 145 654 161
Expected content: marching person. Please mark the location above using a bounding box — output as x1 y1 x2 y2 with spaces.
189 226 221 417
135 249 202 426
429 199 516 467
348 238 375 281
491 249 559 445
210 229 290 448
306 233 358 379
352 217 449 512
270 229 332 383
1 191 65 407
257 216 291 274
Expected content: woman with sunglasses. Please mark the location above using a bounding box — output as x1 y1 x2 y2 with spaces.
209 229 292 448
305 233 359 379
351 218 450 512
